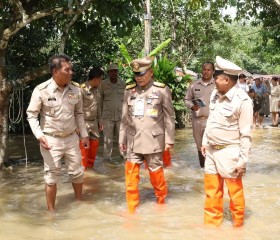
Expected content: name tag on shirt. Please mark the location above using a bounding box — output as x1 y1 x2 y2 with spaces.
134 98 145 116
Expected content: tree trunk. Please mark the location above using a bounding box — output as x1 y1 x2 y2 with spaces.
0 48 11 168
144 0 151 56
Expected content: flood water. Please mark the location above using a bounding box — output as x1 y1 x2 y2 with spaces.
1 120 280 240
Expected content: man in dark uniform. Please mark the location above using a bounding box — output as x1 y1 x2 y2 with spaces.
119 56 175 213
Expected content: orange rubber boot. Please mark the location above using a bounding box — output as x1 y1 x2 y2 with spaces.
162 149 171 167
225 178 245 227
149 167 167 204
125 161 140 214
204 174 224 226
87 139 99 168
79 140 90 168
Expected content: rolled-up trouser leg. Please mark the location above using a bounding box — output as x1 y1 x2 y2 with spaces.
125 161 140 213
225 178 245 227
204 173 224 226
149 167 167 204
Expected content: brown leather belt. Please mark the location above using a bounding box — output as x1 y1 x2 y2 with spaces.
43 132 75 138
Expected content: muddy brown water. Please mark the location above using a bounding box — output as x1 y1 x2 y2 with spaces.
1 122 279 240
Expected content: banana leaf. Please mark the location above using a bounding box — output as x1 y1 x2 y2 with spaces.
148 38 171 57
118 43 132 64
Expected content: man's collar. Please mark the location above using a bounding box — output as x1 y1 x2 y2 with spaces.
198 78 215 85
224 83 239 101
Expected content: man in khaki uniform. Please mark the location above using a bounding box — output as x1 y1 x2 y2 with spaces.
119 57 175 213
79 67 104 168
100 64 126 161
26 54 89 211
201 56 253 227
185 62 215 168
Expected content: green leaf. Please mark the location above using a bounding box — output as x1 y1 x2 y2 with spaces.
118 43 132 64
148 38 172 57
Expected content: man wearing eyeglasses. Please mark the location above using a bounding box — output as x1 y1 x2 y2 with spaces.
119 56 175 214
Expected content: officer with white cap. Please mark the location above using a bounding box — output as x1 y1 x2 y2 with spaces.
119 56 175 213
201 56 253 227
100 63 126 161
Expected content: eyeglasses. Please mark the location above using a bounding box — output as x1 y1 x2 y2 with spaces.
133 70 147 76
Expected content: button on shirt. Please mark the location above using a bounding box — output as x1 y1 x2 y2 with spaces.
27 78 88 139
202 84 253 167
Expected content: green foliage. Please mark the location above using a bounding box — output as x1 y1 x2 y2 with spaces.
118 43 133 65
117 38 173 84
148 38 171 57
153 56 192 111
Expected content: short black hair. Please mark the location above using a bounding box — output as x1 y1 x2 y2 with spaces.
49 54 71 73
88 67 104 80
249 88 255 93
202 61 215 71
239 74 246 78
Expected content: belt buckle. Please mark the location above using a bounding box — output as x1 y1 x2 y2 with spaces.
56 132 69 137
213 145 223 150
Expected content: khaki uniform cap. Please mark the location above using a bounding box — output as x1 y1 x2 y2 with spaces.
130 56 154 73
107 64 118 71
215 56 243 76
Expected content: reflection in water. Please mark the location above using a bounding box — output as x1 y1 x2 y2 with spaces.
1 125 280 240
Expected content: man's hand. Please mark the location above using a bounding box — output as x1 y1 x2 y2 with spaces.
165 144 174 150
81 137 89 148
119 144 127 152
98 123 103 132
201 145 206 157
235 167 246 178
39 136 52 150
191 105 200 111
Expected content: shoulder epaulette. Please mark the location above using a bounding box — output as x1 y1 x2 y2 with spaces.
153 81 165 88
71 81 80 87
237 89 249 101
37 79 52 90
126 83 137 90
80 83 86 88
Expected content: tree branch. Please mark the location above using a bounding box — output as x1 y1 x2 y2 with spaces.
59 0 92 53
0 7 74 49
7 64 49 90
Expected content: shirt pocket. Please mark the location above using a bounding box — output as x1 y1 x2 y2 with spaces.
147 98 162 113
104 89 111 101
43 100 60 117
151 123 164 136
218 108 236 127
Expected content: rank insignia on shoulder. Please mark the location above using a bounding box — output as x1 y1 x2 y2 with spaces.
71 81 80 87
153 82 165 88
126 83 137 90
38 79 52 90
80 83 86 88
